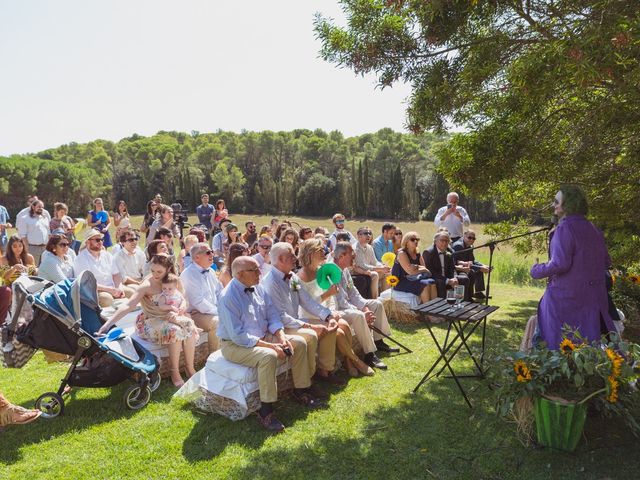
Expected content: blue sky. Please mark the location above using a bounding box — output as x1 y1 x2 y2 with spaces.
0 1 412 155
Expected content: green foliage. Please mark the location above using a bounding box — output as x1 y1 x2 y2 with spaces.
611 274 640 323
315 0 640 262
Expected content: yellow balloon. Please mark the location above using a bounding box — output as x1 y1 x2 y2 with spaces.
381 252 396 268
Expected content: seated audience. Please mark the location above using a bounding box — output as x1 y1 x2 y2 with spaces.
392 228 403 253
113 231 146 286
178 234 199 272
298 226 314 241
253 236 273 278
180 243 223 354
38 234 76 283
353 227 390 299
422 230 470 300
218 243 251 287
211 218 232 262
332 242 396 369
242 221 258 246
390 232 436 304
223 223 242 257
148 204 180 241
140 200 159 243
73 230 134 307
264 242 344 384
0 235 37 325
217 256 325 432
297 238 373 377
372 223 396 262
113 200 131 240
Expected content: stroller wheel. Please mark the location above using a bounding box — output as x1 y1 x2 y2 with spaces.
124 385 151 410
149 371 161 392
35 392 65 418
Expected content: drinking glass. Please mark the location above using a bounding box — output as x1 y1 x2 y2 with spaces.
454 285 465 309
446 289 456 313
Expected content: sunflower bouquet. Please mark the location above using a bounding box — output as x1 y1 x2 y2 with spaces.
491 330 640 436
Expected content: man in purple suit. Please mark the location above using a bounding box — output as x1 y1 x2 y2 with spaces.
530 185 615 349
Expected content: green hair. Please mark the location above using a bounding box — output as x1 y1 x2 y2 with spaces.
559 184 588 216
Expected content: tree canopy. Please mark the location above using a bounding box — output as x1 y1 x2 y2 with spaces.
315 0 640 261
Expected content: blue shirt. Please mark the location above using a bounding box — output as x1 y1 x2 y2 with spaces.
196 204 214 229
372 235 393 262
0 205 9 241
217 278 283 347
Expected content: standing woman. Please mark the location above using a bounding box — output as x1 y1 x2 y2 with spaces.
140 200 159 243
97 255 199 388
0 235 37 326
49 202 76 245
148 205 180 242
391 232 436 304
113 200 131 241
86 198 112 248
213 199 228 228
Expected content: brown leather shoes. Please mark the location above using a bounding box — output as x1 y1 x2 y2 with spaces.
255 411 285 433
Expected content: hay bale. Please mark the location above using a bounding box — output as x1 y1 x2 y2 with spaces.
382 297 420 325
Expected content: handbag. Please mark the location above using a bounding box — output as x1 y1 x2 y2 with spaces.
1 281 36 368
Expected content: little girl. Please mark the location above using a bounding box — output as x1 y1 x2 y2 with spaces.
153 273 199 335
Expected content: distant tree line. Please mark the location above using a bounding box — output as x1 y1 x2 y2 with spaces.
0 128 498 222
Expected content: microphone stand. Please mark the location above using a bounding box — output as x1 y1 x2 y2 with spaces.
452 226 551 369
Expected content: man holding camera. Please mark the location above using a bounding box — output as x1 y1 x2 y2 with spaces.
217 256 325 433
434 192 471 243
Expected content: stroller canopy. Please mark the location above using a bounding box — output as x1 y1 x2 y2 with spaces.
33 271 101 331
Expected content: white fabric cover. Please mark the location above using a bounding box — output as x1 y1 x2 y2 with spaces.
379 288 420 308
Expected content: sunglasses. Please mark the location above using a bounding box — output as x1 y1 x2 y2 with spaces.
395 232 403 236
203 250 214 255
335 220 345 224
125 238 139 243
259 245 271 250
466 236 476 240
58 242 70 247
91 238 104 243
409 238 420 242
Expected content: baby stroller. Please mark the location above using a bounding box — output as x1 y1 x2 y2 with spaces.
14 271 160 418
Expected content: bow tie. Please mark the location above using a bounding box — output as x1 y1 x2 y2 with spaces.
283 273 292 281
201 269 210 274
244 287 255 294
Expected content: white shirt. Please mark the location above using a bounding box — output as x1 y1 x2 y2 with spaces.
38 250 76 283
180 262 222 315
73 249 119 287
354 242 382 271
252 252 272 278
114 247 146 282
434 205 471 238
18 214 50 245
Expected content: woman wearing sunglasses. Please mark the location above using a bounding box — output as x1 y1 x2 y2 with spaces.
391 232 437 304
38 234 76 283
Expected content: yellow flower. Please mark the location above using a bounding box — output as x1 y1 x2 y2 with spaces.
607 375 619 403
514 360 532 383
629 274 640 284
606 348 624 378
559 338 576 354
381 252 396 268
386 275 399 287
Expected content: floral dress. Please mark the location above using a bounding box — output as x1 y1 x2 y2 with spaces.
134 293 199 345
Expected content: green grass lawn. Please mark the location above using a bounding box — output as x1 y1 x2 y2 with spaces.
2 283 638 480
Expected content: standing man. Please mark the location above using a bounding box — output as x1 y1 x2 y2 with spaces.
242 221 258 247
196 194 214 233
372 223 396 262
17 200 50 265
332 241 397 369
180 242 223 354
217 256 325 433
434 192 471 243
452 230 490 300
263 242 343 384
328 213 357 249
0 203 11 253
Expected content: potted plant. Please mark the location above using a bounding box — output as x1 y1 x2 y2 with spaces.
491 331 640 451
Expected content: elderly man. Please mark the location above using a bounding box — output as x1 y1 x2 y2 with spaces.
263 242 343 385
196 193 214 232
218 256 325 432
328 213 357 250
113 231 146 285
333 242 397 369
353 227 391 298
180 242 222 353
16 200 50 266
252 235 273 278
73 230 134 307
422 230 471 300
372 223 396 262
434 192 471 243
452 230 491 300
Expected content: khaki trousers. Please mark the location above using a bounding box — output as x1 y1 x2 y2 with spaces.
340 299 391 353
364 299 392 341
221 333 310 403
190 311 220 353
288 323 336 372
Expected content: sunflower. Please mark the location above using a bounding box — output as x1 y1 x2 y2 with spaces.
606 348 624 378
559 338 576 354
386 275 399 287
514 360 532 383
381 252 396 268
607 375 619 403
629 274 640 284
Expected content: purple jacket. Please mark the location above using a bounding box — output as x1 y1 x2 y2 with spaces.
530 215 614 349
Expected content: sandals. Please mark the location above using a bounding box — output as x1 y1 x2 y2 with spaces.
170 368 185 388
0 403 42 427
345 358 359 378
353 358 375 377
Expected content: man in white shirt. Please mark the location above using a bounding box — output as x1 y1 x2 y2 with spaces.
353 227 391 298
180 242 222 353
252 235 273 278
113 231 146 286
17 200 50 266
434 192 471 243
73 230 134 307
327 213 357 250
